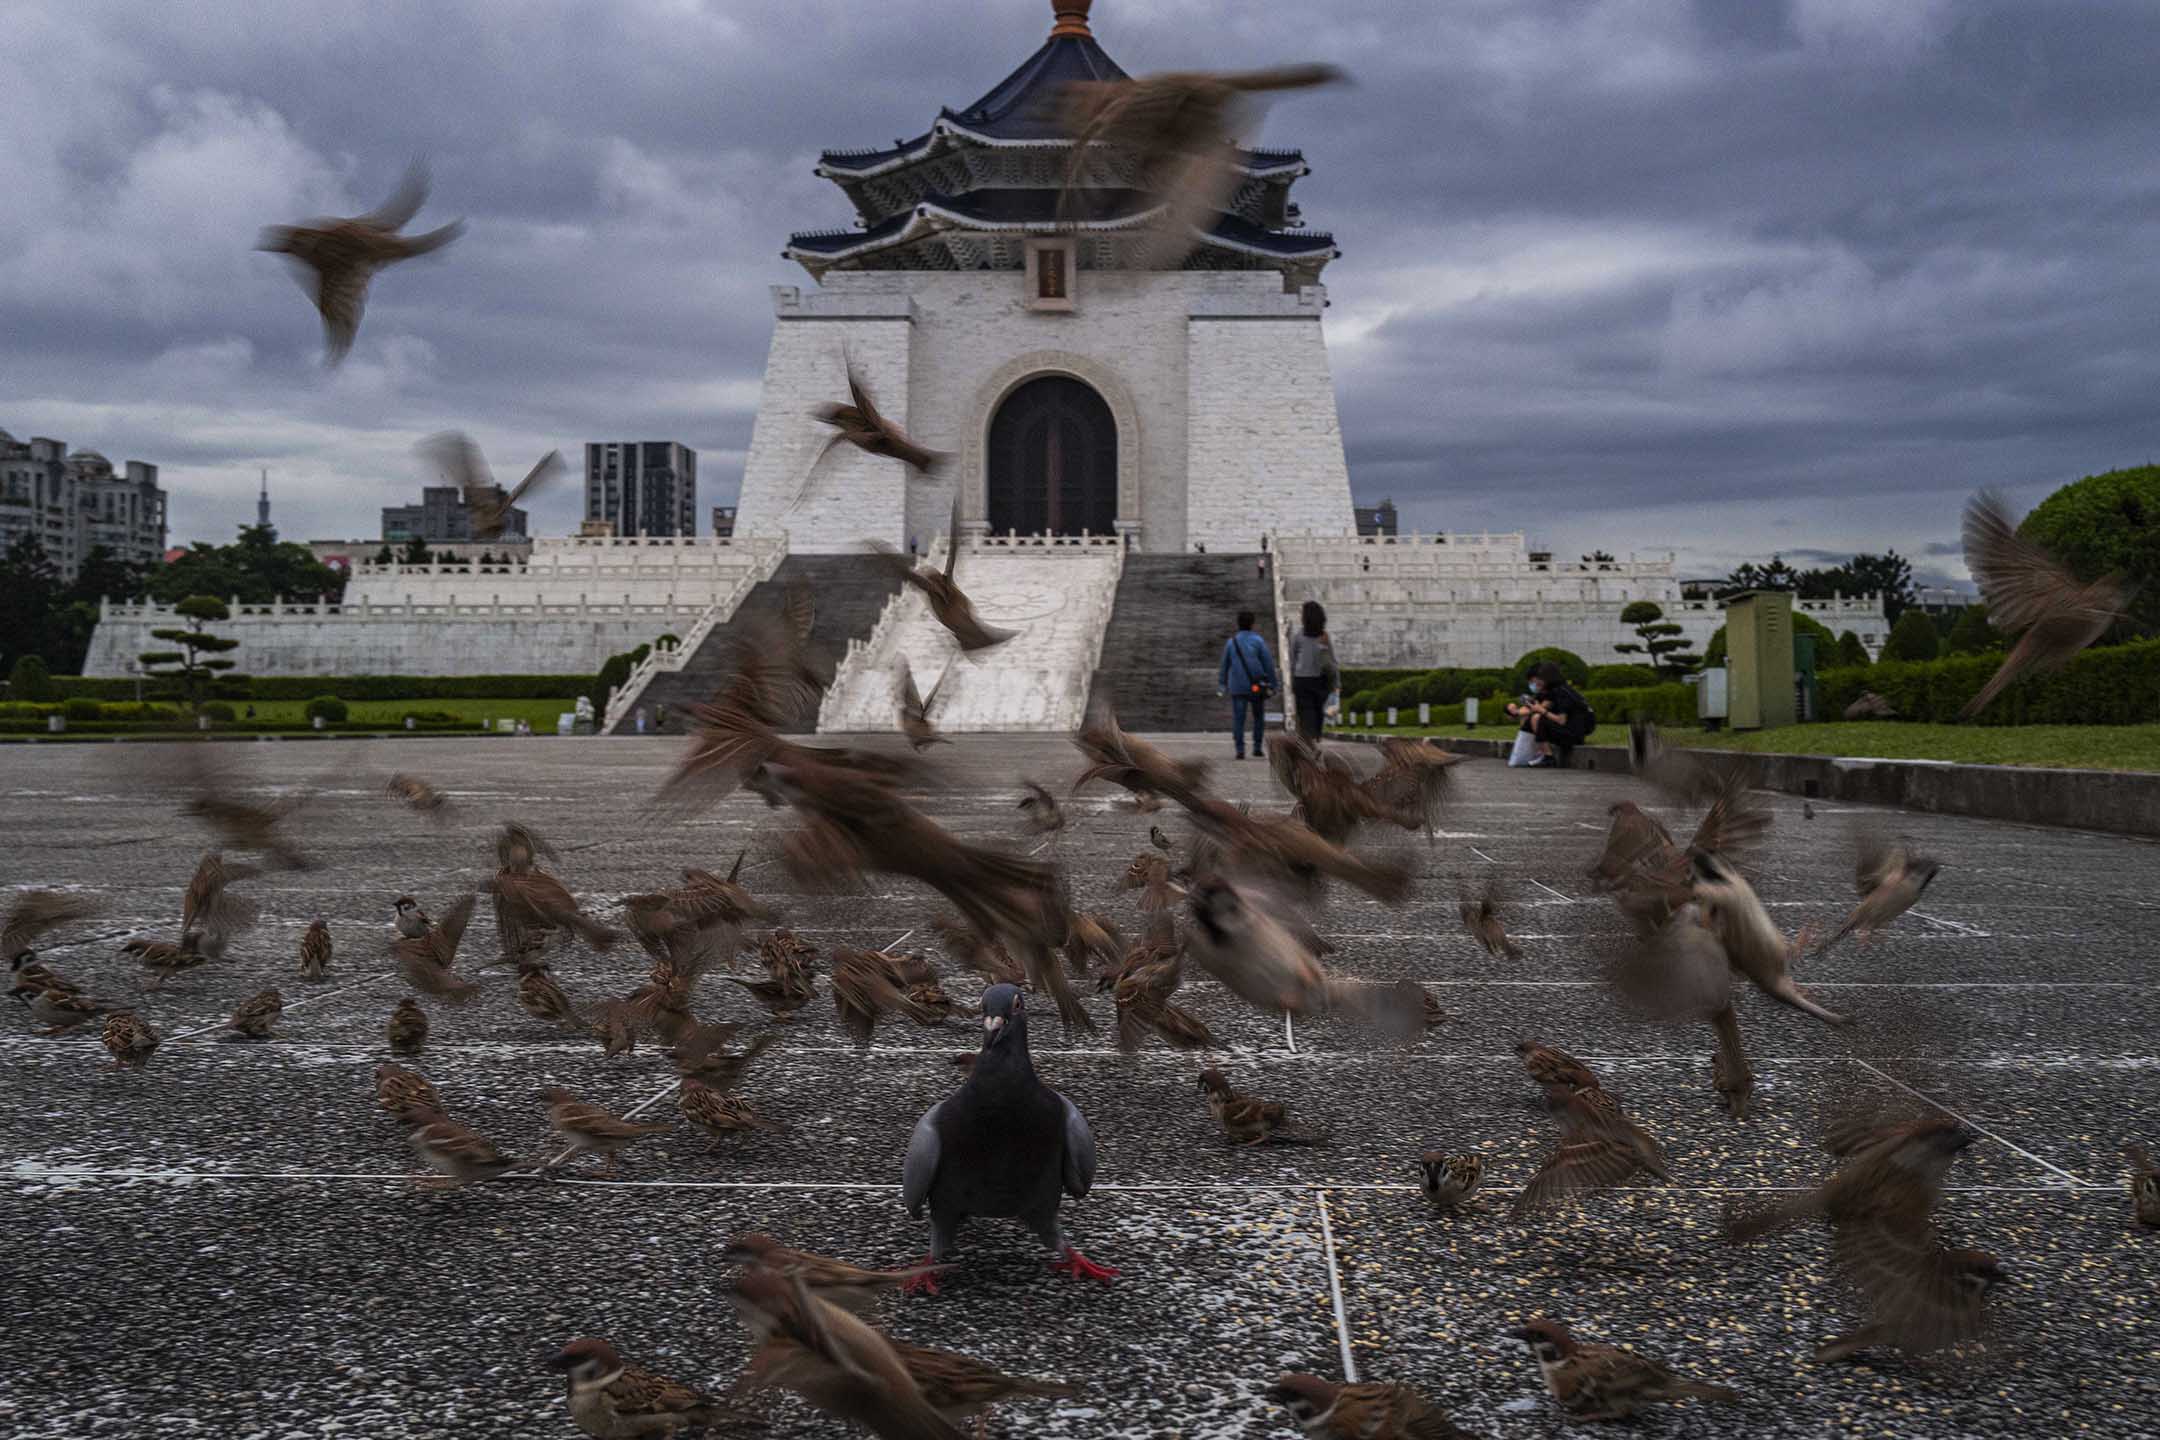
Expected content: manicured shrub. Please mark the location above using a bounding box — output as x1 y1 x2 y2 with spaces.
1836 631 1871 668
1587 663 1662 689
1337 668 1430 699
1508 647 1589 694
200 701 237 722
306 695 349 723
8 655 54 701
63 698 103 722
1882 609 1940 663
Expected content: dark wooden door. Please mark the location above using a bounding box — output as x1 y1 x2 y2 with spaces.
987 376 1117 537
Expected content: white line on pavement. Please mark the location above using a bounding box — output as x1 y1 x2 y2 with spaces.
1852 1059 2095 1188
1316 1193 1358 1383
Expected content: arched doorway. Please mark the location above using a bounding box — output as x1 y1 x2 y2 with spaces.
986 375 1118 537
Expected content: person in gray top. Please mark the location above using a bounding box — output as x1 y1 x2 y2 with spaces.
1288 600 1340 741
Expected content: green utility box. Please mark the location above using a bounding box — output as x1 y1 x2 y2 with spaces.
1726 591 1796 730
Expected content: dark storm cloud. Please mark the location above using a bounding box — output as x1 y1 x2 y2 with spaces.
3 0 2158 575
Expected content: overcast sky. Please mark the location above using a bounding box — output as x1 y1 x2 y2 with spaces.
6 0 2158 585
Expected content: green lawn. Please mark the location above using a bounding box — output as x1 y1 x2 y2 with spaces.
233 698 581 728
1342 720 2160 772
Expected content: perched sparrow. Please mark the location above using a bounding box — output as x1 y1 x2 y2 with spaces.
391 894 433 940
516 966 588 1031
415 433 564 545
386 997 429 1054
889 1336 1075 1430
125 933 210 990
391 893 482 1004
2 890 100 962
813 361 949 477
866 502 1013 652
225 988 284 1040
1822 835 1941 951
1959 488 2131 718
1508 1319 1738 1420
257 159 463 366
1803 800 1816 820
2128 1144 2160 1228
670 1024 776 1090
374 1061 441 1118
101 1011 160 1070
1419 1152 1484 1213
679 1077 786 1148
541 1086 672 1175
1459 878 1522 960
595 1000 642 1061
298 919 332 979
384 772 450 814
728 1267 966 1440
546 1336 765 1437
1197 1068 1325 1146
400 1107 532 1187
1267 1372 1474 1439
9 950 80 1004
30 987 109 1035
723 1233 942 1311
1148 825 1174 853
1054 63 1347 269
1016 780 1065 835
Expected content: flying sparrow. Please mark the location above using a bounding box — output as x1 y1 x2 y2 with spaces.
1459 878 1523 960
386 997 429 1054
541 1086 672 1175
1821 834 1941 951
812 360 949 477
1507 1318 1739 1420
257 159 464 366
723 1233 944 1312
2127 1144 2160 1227
384 772 451 816
1071 701 1212 809
1017 780 1065 835
721 970 816 1022
391 893 482 1004
298 919 332 979
225 988 284 1040
1691 854 1849 1027
1185 873 1347 1020
101 1011 160 1070
1419 1152 1484 1213
865 502 1014 652
895 661 948 751
932 915 1025 987
1197 1068 1326 1146
1267 1371 1475 1438
182 850 260 949
1515 1039 1601 1099
1959 488 2131 718
2 890 100 962
1120 852 1176 914
727 1266 967 1440
1727 1113 1975 1244
546 1336 765 1437
1053 63 1347 269
374 1061 441 1119
679 1077 786 1149
415 432 564 544
1814 1234 2005 1363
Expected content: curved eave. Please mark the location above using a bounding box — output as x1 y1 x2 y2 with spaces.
818 118 1308 182
786 202 1336 271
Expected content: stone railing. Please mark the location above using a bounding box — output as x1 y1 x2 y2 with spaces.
601 543 786 732
99 595 711 623
355 532 786 581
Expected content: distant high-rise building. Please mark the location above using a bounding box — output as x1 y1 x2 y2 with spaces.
1354 498 1399 538
0 425 168 579
381 485 528 544
586 442 696 538
257 468 275 538
710 504 736 539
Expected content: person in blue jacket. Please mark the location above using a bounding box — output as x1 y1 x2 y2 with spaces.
1216 609 1280 760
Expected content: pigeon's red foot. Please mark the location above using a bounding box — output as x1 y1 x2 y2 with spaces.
1049 1248 1120 1285
901 1254 942 1297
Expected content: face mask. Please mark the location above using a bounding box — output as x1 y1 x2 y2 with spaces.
1529 680 1544 694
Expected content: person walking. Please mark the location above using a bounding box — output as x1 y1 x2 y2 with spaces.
1217 610 1280 760
1287 600 1339 741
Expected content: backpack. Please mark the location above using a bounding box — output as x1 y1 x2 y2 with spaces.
1577 701 1598 739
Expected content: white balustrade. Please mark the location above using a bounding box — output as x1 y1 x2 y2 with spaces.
600 543 787 731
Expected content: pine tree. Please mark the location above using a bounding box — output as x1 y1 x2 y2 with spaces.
140 595 243 712
1614 600 1698 679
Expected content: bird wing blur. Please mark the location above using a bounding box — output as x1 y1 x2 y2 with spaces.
1959 489 2130 719
256 159 463 366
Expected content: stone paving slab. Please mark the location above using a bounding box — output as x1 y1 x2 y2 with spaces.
4 734 2155 1438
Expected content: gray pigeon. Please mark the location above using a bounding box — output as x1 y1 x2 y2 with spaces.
900 983 1115 1292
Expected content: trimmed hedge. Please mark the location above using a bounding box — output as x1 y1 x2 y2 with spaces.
48 674 592 701
306 696 349 723
1818 637 2160 725
1587 663 1662 689
1338 668 1431 699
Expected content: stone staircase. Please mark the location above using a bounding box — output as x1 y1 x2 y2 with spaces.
613 554 906 733
819 536 1124 733
1086 553 1279 732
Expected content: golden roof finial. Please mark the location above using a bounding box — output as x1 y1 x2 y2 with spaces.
1049 0 1092 39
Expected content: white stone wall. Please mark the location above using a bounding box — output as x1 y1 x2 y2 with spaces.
342 536 780 608
1275 533 1888 669
733 271 1355 555
82 607 700 679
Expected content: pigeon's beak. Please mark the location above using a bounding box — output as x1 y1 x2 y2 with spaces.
983 1014 1006 1045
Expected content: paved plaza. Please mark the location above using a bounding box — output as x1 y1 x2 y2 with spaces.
2 733 2154 1437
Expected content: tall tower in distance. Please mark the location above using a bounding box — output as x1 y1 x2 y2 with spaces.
584 442 697 537
257 468 275 539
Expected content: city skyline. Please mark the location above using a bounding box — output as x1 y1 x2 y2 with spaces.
7 2 2160 584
